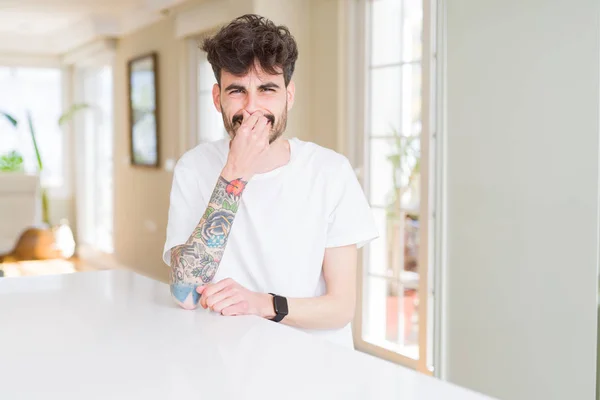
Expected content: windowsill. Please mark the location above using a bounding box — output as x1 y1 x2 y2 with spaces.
363 335 420 360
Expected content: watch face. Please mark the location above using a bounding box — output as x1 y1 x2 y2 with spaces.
274 296 289 315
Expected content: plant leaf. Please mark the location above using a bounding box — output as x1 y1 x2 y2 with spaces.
204 206 215 219
58 103 90 126
200 253 214 265
26 110 43 171
0 111 18 128
0 150 24 172
223 200 231 211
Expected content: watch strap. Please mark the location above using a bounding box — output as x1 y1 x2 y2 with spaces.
269 293 287 322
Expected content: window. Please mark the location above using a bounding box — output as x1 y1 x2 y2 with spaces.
0 67 63 187
197 52 226 144
186 37 227 149
355 0 436 373
75 66 114 253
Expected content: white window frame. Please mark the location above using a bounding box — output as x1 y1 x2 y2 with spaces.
349 0 440 375
73 66 114 254
432 0 447 380
67 40 116 255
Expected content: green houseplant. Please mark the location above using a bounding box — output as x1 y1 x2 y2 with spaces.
0 151 24 172
0 112 23 172
385 130 421 220
383 129 421 343
0 104 90 226
384 129 420 279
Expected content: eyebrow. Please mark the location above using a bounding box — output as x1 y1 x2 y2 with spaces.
224 82 281 92
258 82 281 90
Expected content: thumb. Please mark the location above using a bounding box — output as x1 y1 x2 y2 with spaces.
196 285 206 295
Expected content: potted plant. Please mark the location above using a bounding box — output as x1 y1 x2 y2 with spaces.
1 104 89 226
383 128 421 343
0 104 89 261
0 112 24 173
385 129 420 277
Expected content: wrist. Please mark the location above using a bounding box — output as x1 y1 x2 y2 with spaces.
260 293 276 319
222 164 251 182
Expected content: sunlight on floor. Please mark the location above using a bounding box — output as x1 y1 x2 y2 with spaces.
0 258 100 278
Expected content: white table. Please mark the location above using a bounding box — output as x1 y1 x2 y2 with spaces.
0 270 494 400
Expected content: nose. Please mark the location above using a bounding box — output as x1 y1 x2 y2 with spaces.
243 91 260 114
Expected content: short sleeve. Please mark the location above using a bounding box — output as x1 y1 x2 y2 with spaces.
162 162 206 266
326 158 379 249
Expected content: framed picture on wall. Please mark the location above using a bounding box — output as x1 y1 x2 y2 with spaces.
128 52 160 167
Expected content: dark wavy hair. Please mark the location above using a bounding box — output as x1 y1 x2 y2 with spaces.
201 14 298 87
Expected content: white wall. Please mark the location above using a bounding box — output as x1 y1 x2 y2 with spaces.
444 1 599 399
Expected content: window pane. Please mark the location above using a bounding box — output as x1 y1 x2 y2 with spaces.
368 208 389 275
197 56 226 143
370 0 402 66
365 0 428 367
198 93 226 143
369 140 393 207
364 136 422 359
401 63 422 137
198 57 217 92
363 275 420 359
369 65 421 137
369 65 401 136
79 66 114 252
0 67 62 186
369 137 421 209
403 0 423 62
96 67 114 253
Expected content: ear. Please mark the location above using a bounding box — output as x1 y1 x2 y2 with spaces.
286 80 296 111
212 83 222 112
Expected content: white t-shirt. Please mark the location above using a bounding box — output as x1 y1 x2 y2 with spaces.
163 137 379 349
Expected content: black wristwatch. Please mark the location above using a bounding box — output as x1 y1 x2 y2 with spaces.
268 293 288 322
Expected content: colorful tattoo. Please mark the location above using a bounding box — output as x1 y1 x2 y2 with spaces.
170 175 247 306
226 179 246 197
199 209 235 247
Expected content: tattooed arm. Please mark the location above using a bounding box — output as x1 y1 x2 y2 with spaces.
169 175 247 309
169 110 272 309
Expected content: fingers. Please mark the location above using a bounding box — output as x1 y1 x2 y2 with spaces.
221 301 250 316
211 292 245 314
252 115 270 139
242 109 250 122
193 278 251 316
198 278 235 308
238 111 272 140
240 111 262 133
204 287 236 310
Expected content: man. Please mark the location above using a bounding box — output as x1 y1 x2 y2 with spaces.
163 14 378 349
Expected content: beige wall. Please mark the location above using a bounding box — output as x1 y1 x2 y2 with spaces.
308 0 343 153
113 1 344 281
114 16 180 283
